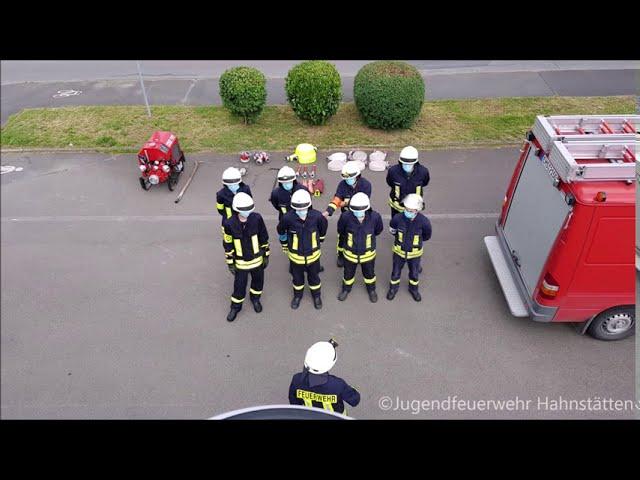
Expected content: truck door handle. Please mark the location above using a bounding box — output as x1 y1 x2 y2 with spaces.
511 250 521 267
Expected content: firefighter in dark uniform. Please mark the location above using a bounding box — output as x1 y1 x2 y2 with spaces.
222 192 270 322
386 146 430 219
269 165 307 221
387 193 432 302
270 165 325 273
277 188 328 310
336 192 383 303
323 161 373 268
289 339 360 416
216 167 252 221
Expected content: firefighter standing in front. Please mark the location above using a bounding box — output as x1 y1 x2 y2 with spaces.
277 189 328 310
336 192 383 303
222 192 270 322
387 193 432 302
289 339 360 415
386 146 430 219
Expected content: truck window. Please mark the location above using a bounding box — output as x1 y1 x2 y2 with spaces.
586 218 634 265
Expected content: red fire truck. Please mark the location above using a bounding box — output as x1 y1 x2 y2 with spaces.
485 115 638 340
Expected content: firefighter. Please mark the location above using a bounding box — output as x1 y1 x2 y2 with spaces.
269 166 307 220
277 188 328 310
323 161 373 268
270 166 325 272
222 192 270 322
216 167 252 220
387 193 432 302
288 339 360 415
336 192 383 303
386 146 430 219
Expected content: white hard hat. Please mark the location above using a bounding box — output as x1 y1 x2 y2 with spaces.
341 161 361 179
304 341 337 374
232 192 255 213
399 146 419 164
290 189 312 210
277 166 297 183
403 193 424 211
349 192 370 212
222 167 242 185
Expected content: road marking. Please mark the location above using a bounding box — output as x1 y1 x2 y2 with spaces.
52 89 83 98
1 166 24 174
1 213 498 222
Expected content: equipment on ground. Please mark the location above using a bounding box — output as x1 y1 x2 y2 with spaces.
137 131 186 192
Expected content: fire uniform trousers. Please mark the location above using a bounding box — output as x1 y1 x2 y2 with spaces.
276 209 328 299
216 183 253 221
288 370 360 414
222 212 270 311
386 164 430 218
337 209 383 292
326 177 372 258
389 212 432 292
269 180 308 221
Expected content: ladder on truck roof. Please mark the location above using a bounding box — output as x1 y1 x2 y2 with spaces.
547 140 636 183
532 115 639 153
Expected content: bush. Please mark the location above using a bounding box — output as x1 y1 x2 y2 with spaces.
285 61 342 125
354 61 425 130
219 67 267 124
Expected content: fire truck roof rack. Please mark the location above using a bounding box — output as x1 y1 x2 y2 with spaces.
532 115 639 153
548 140 637 183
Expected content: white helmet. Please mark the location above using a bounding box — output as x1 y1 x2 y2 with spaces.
399 146 419 164
222 167 242 185
349 192 370 212
277 166 297 183
232 192 255 213
341 161 361 179
403 193 424 211
304 341 337 374
290 188 312 210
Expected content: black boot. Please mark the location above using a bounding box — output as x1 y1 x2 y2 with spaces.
336 255 344 268
337 288 350 301
386 286 398 301
368 289 378 303
227 308 239 322
319 264 325 273
291 296 301 310
410 289 422 302
251 298 263 313
313 295 323 310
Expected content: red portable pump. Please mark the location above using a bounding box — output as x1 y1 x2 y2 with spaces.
484 115 638 340
137 131 186 191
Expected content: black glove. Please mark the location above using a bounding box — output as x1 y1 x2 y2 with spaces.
263 256 269 269
228 264 236 275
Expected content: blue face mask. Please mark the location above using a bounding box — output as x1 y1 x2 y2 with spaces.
282 181 293 191
404 210 417 220
402 163 414 173
227 183 240 193
353 210 365 218
296 209 308 218
345 177 356 186
239 209 253 218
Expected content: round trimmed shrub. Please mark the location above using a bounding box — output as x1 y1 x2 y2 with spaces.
354 61 425 130
219 66 267 124
285 61 342 125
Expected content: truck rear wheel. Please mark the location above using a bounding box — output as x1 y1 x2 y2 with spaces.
587 306 635 341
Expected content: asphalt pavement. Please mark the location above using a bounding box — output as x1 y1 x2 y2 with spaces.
1 148 636 419
1 61 638 124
